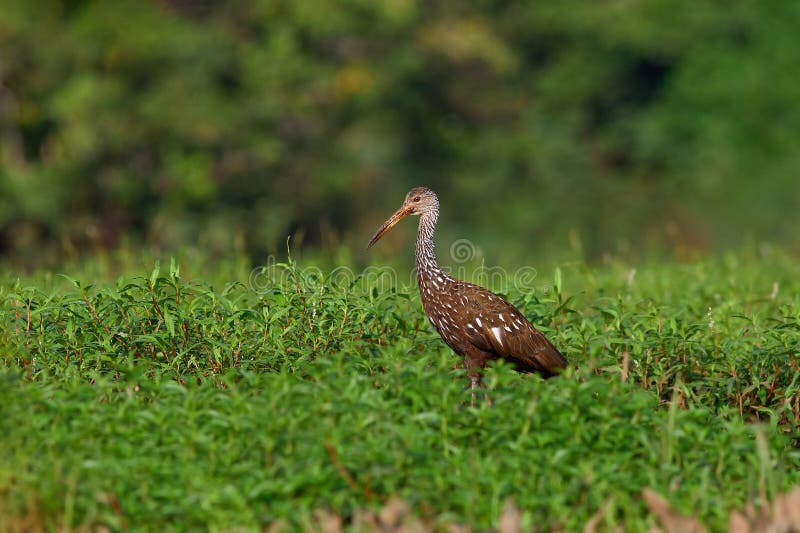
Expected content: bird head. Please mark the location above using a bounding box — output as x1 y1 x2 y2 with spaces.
367 187 438 248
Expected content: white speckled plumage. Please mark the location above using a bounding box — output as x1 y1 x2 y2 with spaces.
368 187 568 385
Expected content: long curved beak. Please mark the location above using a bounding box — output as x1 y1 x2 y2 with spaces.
367 205 412 248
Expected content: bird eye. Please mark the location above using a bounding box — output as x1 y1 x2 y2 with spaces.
413 196 421 202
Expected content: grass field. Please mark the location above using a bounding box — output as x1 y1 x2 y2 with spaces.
1 250 799 531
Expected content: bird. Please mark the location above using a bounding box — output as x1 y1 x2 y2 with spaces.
367 187 567 397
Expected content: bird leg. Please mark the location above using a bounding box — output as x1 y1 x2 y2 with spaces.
467 374 494 407
470 374 480 407
465 352 492 407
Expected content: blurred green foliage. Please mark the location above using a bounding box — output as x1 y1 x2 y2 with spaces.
1 0 799 266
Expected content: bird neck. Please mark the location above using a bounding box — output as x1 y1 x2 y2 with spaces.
415 210 444 280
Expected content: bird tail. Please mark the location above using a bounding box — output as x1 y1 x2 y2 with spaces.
539 346 568 378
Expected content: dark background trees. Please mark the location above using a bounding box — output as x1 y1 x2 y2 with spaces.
2 0 799 267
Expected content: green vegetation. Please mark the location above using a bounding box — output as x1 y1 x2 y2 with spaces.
2 252 799 530
2 1 800 265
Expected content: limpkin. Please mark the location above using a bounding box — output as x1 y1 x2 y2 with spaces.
367 187 567 395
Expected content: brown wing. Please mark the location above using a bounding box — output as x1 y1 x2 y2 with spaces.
452 282 567 376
